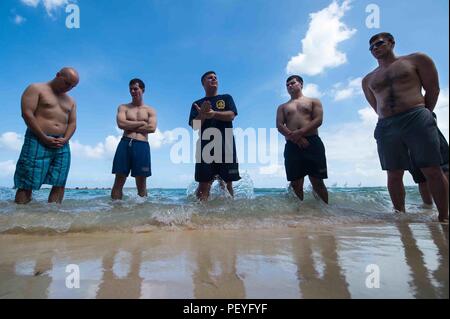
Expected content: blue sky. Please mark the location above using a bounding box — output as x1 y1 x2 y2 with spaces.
0 0 449 188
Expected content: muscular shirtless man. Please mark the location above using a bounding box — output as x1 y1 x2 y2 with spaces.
111 78 157 200
362 32 448 222
276 75 328 203
14 67 79 204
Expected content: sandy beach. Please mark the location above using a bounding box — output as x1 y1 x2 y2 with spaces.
0 222 447 299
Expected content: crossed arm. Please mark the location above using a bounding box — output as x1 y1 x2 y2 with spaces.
117 105 157 134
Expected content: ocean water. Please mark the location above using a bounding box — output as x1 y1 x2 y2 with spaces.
0 177 438 234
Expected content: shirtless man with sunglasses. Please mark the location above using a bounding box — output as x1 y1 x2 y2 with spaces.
362 32 448 222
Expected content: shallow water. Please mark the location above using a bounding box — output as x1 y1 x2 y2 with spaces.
0 178 440 234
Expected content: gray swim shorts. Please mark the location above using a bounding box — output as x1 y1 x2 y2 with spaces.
374 106 441 171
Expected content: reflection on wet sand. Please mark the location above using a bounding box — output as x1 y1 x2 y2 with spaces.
0 224 448 299
428 224 449 299
396 223 449 299
190 234 245 299
397 222 437 298
96 250 142 299
0 256 52 299
291 231 351 298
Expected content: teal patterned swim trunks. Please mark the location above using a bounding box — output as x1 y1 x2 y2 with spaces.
14 129 71 190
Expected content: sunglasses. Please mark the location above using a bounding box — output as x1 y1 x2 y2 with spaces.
369 40 386 51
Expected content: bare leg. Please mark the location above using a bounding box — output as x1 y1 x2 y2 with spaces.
387 170 406 212
291 178 305 201
226 182 234 197
111 174 127 200
15 189 32 205
196 182 212 201
418 182 433 206
48 186 65 204
135 176 148 198
309 176 329 204
421 167 449 222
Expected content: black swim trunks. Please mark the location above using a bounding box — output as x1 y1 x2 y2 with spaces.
284 135 328 181
409 114 449 183
374 107 441 171
189 94 241 183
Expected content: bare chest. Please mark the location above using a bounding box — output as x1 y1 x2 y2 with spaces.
370 60 418 92
126 108 149 121
284 102 313 118
38 93 72 114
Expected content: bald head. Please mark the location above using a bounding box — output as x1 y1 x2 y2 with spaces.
59 67 79 82
53 67 79 93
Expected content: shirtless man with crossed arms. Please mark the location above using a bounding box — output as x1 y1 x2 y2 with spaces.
111 78 157 200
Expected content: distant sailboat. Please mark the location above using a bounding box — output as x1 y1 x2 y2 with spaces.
358 182 362 187
332 182 338 187
344 182 348 188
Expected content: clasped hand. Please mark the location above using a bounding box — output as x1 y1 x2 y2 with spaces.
194 101 215 120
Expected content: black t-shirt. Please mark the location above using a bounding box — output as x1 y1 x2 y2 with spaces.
188 94 238 163
188 94 238 130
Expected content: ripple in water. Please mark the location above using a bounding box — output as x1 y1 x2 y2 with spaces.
0 182 440 233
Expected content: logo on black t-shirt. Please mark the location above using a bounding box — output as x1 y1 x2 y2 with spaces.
216 100 225 110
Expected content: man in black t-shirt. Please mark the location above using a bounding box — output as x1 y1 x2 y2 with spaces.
188 71 241 201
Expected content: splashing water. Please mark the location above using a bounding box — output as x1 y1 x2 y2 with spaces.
0 180 439 234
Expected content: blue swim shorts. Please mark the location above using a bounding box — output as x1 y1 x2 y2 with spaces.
112 137 152 177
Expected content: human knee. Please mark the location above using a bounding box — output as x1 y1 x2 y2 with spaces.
114 175 127 186
291 180 302 188
421 167 444 180
310 178 325 189
387 171 404 182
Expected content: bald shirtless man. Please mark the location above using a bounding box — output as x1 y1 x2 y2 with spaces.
14 67 79 204
277 75 328 203
362 32 448 222
111 79 157 200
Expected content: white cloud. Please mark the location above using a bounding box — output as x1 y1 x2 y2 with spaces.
0 160 16 178
148 129 179 149
318 91 449 186
303 83 323 98
320 106 385 186
286 0 357 76
14 15 26 25
0 132 23 151
21 0 40 7
70 129 179 160
43 0 69 15
255 135 285 177
435 87 449 140
21 0 70 16
332 77 363 101
70 139 112 160
322 106 378 162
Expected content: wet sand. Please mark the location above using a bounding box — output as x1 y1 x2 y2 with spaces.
0 223 448 299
